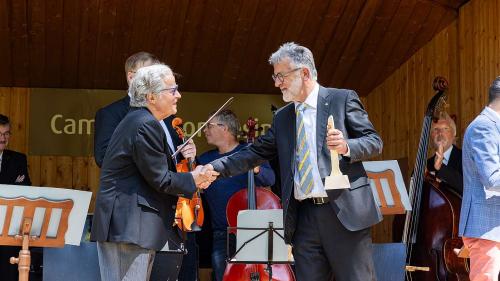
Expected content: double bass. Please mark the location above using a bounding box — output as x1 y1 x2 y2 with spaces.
222 117 296 281
403 77 469 281
172 117 204 232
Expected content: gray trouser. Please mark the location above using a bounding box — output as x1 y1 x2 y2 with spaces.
97 241 156 281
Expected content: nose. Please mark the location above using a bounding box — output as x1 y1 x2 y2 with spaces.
274 78 282 88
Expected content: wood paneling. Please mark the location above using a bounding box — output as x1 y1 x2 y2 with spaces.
367 0 498 242
0 0 468 96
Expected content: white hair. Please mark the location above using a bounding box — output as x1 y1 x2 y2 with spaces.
129 64 173 107
269 42 318 80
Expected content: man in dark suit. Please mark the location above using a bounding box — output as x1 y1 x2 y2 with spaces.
94 52 161 168
204 42 383 281
0 114 39 281
93 52 199 280
426 112 463 195
0 114 31 186
90 64 218 281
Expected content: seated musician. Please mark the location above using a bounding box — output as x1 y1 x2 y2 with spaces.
427 112 463 195
197 109 275 281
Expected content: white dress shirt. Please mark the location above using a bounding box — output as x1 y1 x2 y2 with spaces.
159 120 177 163
294 83 329 200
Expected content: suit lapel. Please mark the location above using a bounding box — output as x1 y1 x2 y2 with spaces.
0 150 11 180
287 104 296 170
316 87 329 153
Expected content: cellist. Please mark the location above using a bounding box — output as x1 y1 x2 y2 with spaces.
197 109 275 281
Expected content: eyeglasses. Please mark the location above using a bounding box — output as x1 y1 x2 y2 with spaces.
272 68 302 83
157 85 179 96
432 127 451 133
206 123 225 130
0 132 11 138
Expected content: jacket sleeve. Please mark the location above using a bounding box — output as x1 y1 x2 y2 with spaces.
211 119 278 178
254 162 276 187
132 120 197 197
93 109 113 168
436 163 463 194
344 90 383 162
469 122 500 191
19 154 31 186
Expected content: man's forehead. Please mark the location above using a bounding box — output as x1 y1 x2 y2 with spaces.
433 119 451 127
0 124 10 132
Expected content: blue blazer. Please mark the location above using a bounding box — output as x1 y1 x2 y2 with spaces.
459 107 500 242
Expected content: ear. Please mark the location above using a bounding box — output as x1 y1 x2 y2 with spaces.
126 71 135 84
146 93 156 104
302 68 311 81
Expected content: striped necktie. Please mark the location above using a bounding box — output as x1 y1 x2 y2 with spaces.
296 103 314 195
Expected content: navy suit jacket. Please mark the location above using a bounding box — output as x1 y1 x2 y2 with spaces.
0 149 31 186
90 108 196 251
94 95 181 167
211 86 383 243
426 145 463 195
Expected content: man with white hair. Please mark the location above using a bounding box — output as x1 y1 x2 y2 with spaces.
427 112 463 195
91 64 218 281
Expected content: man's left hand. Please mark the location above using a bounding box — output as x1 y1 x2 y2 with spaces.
179 139 196 160
326 128 348 154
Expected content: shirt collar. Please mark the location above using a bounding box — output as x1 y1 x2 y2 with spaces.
295 83 319 110
443 145 453 163
486 105 500 120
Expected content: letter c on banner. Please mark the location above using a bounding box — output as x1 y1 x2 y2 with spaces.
51 114 63 134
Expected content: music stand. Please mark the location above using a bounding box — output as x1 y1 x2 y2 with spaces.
227 209 293 281
363 160 412 281
0 184 92 281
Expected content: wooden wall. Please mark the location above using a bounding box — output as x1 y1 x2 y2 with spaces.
365 0 500 242
0 87 100 211
0 0 498 242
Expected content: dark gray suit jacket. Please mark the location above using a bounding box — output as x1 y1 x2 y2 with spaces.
90 107 196 251
211 86 383 243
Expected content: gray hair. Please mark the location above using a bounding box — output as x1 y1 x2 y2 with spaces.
129 64 173 107
432 111 457 137
213 109 240 138
269 42 318 80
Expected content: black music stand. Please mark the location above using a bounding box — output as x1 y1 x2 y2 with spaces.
226 209 294 281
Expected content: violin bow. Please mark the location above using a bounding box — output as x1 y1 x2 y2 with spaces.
171 97 234 159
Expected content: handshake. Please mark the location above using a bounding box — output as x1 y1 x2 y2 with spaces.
190 164 218 189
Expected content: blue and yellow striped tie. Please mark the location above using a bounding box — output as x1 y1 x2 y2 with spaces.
296 103 314 195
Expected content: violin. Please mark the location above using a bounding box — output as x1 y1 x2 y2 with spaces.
222 117 296 281
172 117 204 232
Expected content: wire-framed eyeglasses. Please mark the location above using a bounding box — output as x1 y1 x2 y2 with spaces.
271 68 302 83
157 85 179 96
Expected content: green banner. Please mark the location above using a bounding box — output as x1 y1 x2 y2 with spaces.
29 88 285 156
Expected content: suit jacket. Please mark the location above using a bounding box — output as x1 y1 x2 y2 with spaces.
94 95 181 167
90 108 197 250
426 145 463 195
211 86 383 243
0 149 31 186
459 107 500 242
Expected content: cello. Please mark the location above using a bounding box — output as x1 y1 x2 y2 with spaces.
222 117 296 281
172 117 205 232
403 77 469 281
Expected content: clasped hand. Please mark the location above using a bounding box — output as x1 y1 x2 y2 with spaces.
326 128 348 154
190 165 219 189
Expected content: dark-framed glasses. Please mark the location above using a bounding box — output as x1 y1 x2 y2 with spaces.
0 132 11 138
272 67 302 83
206 122 225 130
157 85 179 96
